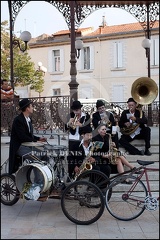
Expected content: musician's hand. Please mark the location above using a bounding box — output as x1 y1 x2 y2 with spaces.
125 122 131 127
67 118 74 127
88 157 95 163
111 142 116 147
76 121 82 127
102 153 110 159
129 116 136 121
39 137 47 142
74 166 80 173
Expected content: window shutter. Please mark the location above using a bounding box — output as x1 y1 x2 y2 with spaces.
60 49 64 72
48 50 53 72
90 46 94 69
118 42 123 68
113 42 117 68
154 39 159 65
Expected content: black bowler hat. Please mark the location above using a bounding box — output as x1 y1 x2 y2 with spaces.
80 126 92 135
127 97 137 104
71 100 83 110
19 98 32 110
96 100 105 108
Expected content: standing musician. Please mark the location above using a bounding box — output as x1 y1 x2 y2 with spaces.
65 100 91 178
92 100 119 149
118 97 152 156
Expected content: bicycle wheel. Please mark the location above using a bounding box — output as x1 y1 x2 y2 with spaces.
61 180 105 225
76 170 110 195
105 175 147 221
1 173 20 206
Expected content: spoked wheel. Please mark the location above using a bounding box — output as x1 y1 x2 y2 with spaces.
105 175 147 221
1 174 20 205
76 170 111 197
61 180 105 225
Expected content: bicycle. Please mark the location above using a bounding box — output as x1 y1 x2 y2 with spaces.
1 142 105 225
105 159 159 221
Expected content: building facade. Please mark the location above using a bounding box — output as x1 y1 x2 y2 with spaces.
17 19 159 103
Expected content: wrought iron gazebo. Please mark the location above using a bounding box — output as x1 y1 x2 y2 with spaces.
7 1 159 127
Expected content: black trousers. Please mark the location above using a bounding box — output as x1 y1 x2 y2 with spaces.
119 126 151 155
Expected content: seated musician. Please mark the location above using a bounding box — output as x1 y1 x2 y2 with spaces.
8 98 47 176
68 125 111 180
92 100 119 149
118 97 152 156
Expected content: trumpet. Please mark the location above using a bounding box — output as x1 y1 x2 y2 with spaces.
72 115 78 129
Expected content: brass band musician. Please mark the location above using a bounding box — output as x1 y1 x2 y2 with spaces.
92 100 119 149
118 98 152 156
65 100 91 178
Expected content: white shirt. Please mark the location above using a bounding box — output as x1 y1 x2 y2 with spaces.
79 139 92 156
25 116 31 132
69 111 86 141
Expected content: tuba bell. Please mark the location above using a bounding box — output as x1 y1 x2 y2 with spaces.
131 77 158 106
120 77 158 135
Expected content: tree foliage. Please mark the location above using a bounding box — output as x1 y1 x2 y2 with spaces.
1 21 44 94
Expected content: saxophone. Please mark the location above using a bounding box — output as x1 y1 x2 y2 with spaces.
107 133 119 165
74 141 105 180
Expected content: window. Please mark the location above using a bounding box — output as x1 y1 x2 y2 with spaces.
151 38 159 66
53 88 61 96
113 42 123 68
53 50 60 71
79 46 94 70
83 47 90 70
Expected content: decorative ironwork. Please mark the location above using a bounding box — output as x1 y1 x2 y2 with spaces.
8 1 159 30
1 96 159 136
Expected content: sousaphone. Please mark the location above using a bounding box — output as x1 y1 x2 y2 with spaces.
120 77 158 135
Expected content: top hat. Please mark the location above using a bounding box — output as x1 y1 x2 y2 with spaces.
96 100 105 108
127 97 137 104
71 100 83 110
19 98 32 110
80 126 92 135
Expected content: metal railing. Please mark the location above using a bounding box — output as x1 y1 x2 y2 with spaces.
1 96 159 136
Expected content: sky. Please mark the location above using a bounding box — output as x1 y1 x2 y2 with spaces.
1 1 138 38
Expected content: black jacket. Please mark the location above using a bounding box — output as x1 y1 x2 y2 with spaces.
118 109 148 129
9 112 40 174
65 111 91 136
92 111 115 131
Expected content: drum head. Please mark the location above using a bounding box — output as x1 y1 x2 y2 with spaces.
22 142 45 147
51 145 67 151
16 163 53 193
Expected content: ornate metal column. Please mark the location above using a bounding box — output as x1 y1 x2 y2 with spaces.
146 3 153 127
68 1 79 108
8 1 14 90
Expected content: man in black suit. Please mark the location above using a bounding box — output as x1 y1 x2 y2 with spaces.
92 100 119 148
68 125 111 179
9 98 47 175
65 100 91 177
118 97 152 156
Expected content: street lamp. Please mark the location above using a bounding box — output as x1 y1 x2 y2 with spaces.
142 37 153 126
75 39 83 59
13 31 32 52
37 62 47 75
142 38 151 58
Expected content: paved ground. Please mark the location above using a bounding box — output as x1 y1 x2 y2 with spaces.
1 126 159 239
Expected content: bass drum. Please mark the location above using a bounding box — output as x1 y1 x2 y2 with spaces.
15 162 54 193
